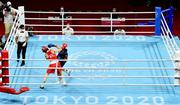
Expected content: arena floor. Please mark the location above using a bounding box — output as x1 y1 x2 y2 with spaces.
0 35 180 105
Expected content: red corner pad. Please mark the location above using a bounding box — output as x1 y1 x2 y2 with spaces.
0 86 30 95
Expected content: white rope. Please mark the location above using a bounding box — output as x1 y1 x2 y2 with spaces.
4 83 178 86
161 13 179 50
161 26 176 69
161 23 176 60
161 21 176 54
124 18 155 21
161 26 175 55
3 67 175 70
25 11 60 14
25 18 155 21
25 11 155 14
3 75 179 78
27 30 154 34
161 31 176 67
25 24 155 28
161 27 172 56
8 24 20 59
160 32 176 67
5 58 177 62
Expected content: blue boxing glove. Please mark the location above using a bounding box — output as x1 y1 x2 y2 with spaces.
47 43 56 48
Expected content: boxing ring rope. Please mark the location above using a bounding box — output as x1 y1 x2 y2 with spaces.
4 83 180 86
160 13 178 67
160 12 180 57
3 75 180 78
161 22 176 54
26 31 155 34
25 11 155 14
161 28 175 58
4 58 177 62
1 67 175 70
25 24 155 27
23 10 156 34
160 31 175 88
161 26 174 61
25 18 155 21
161 13 179 50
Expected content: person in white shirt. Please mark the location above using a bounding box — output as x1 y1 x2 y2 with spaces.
114 29 126 35
62 24 74 35
15 25 28 66
3 1 16 41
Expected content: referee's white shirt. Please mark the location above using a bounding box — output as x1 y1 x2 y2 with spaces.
16 29 28 42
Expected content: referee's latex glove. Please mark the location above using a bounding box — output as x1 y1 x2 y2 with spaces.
48 43 56 48
22 42 26 47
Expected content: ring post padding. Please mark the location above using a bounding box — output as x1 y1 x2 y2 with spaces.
167 6 174 34
1 50 9 85
174 51 180 85
155 7 161 36
163 6 174 34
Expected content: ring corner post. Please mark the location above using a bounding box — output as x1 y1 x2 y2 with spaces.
1 50 9 86
168 6 174 34
155 7 161 36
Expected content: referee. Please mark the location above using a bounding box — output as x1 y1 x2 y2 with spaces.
15 24 28 66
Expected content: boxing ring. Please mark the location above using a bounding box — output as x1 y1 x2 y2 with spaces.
0 6 180 105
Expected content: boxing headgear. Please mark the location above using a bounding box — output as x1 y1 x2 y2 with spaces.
61 43 67 49
41 46 48 53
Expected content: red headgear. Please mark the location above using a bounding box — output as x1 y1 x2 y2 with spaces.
41 46 48 53
61 43 67 49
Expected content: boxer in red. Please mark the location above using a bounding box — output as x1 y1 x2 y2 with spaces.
40 46 66 89
48 43 71 76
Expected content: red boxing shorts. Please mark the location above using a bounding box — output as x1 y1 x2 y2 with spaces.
47 62 62 74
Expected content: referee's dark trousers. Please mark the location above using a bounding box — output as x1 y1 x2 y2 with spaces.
17 41 27 64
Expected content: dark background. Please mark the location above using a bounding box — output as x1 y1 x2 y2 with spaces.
0 0 180 35
1 0 179 11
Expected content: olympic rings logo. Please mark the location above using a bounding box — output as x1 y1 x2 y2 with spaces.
69 50 117 67
69 50 118 81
